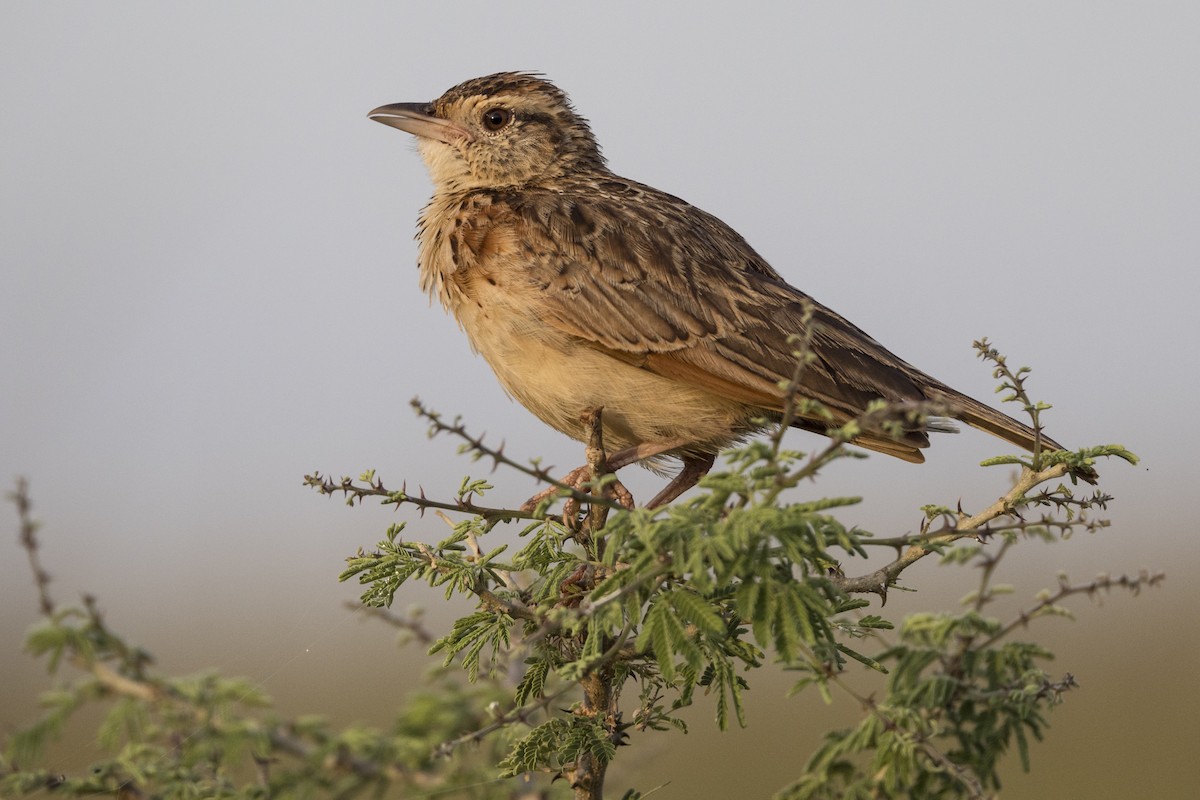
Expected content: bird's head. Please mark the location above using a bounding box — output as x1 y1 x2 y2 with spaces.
370 72 605 193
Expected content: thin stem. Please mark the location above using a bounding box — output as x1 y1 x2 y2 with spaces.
304 471 554 523
834 463 1070 599
432 685 576 759
10 477 55 616
411 398 626 512
974 570 1165 653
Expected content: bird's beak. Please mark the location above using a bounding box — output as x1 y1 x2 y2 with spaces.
368 103 472 144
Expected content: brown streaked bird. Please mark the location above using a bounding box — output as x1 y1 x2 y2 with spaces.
369 72 1068 508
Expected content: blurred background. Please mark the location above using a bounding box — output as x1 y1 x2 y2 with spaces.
2 2 1197 797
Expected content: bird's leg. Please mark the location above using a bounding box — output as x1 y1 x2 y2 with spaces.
520 438 693 514
645 452 716 509
563 409 634 524
521 410 635 515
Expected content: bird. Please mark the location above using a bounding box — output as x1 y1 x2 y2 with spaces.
369 72 1070 508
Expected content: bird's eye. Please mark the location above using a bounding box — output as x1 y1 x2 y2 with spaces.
481 108 513 131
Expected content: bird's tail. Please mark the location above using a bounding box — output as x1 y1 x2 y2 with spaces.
929 387 1066 455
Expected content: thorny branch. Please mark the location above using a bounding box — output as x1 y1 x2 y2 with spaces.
303 469 546 523
412 397 627 513
975 570 1166 653
10 477 54 616
305 400 632 525
833 462 1075 600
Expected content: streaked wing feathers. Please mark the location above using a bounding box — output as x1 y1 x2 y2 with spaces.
454 180 1053 458
496 182 934 419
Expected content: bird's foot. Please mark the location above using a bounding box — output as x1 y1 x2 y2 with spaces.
557 562 592 606
520 465 635 516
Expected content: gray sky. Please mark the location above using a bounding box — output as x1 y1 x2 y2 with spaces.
2 2 1197 796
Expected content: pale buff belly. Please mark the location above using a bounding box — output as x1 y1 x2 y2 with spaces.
453 300 750 455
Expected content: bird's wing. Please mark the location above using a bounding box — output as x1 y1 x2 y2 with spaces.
466 181 938 427
448 182 1064 461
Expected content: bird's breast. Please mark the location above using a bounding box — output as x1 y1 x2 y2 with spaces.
417 192 524 308
415 190 753 455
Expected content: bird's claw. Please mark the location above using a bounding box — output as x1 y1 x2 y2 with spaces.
520 465 635 515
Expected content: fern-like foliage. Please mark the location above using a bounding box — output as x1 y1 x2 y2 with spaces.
3 344 1158 800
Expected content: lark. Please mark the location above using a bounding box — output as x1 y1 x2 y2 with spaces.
370 72 1069 508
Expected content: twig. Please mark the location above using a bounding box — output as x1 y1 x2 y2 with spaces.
833 463 1071 599
303 471 556 523
411 399 626 513
344 602 437 645
10 477 55 615
432 684 575 759
975 570 1165 653
865 513 1108 549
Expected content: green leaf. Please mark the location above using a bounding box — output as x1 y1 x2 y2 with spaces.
668 588 727 641
514 659 550 707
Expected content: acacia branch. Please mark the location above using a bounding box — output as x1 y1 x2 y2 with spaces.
833 463 1071 599
799 643 988 800
411 398 626 513
10 477 54 616
975 570 1165 653
303 470 551 523
344 602 437 645
432 684 576 759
